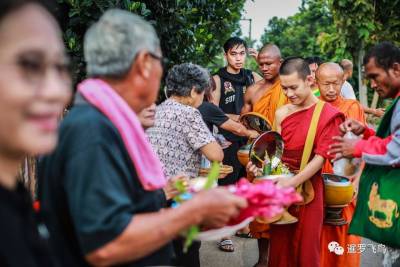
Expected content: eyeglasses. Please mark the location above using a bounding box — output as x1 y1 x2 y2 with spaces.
148 52 168 68
0 54 72 89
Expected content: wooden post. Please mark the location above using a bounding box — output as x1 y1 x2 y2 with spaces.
358 47 368 107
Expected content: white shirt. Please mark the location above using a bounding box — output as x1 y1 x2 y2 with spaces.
341 81 357 100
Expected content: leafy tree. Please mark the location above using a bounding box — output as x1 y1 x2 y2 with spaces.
56 0 246 82
322 0 400 106
260 0 347 60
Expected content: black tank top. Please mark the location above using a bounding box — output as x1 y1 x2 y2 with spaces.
216 67 255 141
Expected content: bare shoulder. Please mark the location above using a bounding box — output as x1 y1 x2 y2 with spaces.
275 104 290 121
252 71 263 82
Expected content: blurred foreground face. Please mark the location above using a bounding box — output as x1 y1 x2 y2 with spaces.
0 4 71 156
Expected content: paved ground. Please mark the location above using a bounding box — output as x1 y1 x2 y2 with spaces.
199 236 396 267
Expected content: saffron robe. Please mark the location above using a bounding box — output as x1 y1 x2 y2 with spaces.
249 80 288 238
252 80 288 129
268 103 344 267
320 97 366 267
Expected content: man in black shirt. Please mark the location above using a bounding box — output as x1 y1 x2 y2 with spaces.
212 37 262 186
38 9 247 267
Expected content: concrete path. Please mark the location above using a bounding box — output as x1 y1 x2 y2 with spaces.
199 236 396 267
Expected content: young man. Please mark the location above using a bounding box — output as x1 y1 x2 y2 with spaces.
329 42 400 265
211 37 262 252
241 44 288 266
316 62 365 267
241 44 288 127
268 57 344 267
212 37 262 186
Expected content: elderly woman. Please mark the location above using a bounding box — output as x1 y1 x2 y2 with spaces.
147 63 223 179
0 1 72 266
147 63 223 266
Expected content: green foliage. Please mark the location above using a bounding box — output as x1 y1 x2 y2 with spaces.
260 0 350 61
57 0 246 82
324 0 400 57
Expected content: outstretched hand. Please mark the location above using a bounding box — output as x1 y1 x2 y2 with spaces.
328 136 358 161
338 119 365 136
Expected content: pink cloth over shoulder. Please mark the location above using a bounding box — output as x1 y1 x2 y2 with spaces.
78 78 166 191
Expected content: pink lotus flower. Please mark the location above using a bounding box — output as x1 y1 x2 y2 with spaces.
227 179 303 225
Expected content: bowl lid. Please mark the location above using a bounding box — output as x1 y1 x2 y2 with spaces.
250 131 284 168
239 112 272 133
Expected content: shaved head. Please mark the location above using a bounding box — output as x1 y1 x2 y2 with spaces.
316 62 344 80
257 44 282 81
259 44 281 59
316 62 345 102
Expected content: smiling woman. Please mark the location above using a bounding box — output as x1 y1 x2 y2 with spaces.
0 0 71 266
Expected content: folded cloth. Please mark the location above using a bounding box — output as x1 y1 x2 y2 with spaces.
78 78 166 191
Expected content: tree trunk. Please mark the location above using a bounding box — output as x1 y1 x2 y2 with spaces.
357 47 368 107
371 91 379 109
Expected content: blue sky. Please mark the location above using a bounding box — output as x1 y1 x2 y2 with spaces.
240 0 302 46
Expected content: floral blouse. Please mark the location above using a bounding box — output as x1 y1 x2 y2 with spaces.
147 99 215 178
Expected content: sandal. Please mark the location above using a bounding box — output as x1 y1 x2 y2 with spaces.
218 239 234 252
235 231 253 238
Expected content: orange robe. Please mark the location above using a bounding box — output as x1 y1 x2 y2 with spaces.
268 103 344 267
252 80 288 129
320 97 365 267
249 80 288 239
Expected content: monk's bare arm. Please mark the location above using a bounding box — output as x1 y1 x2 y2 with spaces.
252 72 263 82
211 75 221 106
289 155 325 188
241 83 257 114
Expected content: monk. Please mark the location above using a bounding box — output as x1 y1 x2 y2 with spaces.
241 44 288 128
241 44 288 267
316 62 365 267
269 57 344 267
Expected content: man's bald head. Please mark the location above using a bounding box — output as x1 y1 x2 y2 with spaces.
316 62 345 102
258 44 282 81
316 62 344 79
259 44 281 59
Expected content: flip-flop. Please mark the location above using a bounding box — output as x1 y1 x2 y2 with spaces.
235 232 253 238
218 239 234 252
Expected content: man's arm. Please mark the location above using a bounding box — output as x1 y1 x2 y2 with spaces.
241 83 257 115
220 119 259 138
211 75 221 106
200 141 224 162
363 105 385 117
86 189 246 266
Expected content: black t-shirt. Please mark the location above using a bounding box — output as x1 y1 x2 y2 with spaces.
38 100 173 267
0 182 55 267
198 102 229 131
216 67 254 142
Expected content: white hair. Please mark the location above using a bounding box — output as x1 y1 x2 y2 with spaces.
84 9 160 78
